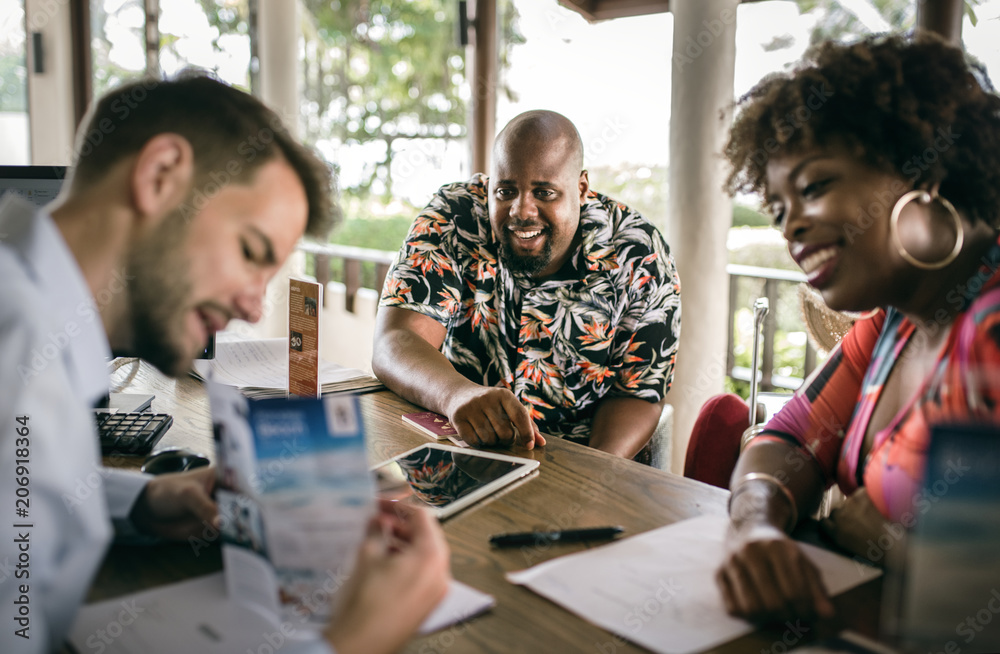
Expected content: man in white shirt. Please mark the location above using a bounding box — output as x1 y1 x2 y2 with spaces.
0 74 448 654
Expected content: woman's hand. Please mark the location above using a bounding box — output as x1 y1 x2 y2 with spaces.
716 522 835 623
819 488 890 564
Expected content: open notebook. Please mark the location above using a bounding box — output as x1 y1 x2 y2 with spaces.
191 334 382 398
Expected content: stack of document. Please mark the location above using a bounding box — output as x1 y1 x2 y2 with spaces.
191 336 383 398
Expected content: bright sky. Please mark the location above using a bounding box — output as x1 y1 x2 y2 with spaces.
6 0 1000 181
500 0 1000 170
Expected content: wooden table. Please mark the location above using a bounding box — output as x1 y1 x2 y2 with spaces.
92 360 882 653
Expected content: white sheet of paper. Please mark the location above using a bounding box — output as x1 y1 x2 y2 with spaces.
506 515 882 654
69 572 495 654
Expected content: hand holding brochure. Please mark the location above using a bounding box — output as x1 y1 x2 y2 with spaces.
208 381 374 624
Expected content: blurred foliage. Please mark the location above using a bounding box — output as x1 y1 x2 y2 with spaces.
587 164 669 228
794 0 983 44
90 0 251 101
170 0 252 89
91 0 148 100
0 50 25 113
795 0 914 43
0 0 26 112
329 213 413 251
315 211 413 289
726 226 816 399
587 168 772 230
733 203 770 228
300 0 522 201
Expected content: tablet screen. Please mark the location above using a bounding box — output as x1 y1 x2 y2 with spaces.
373 444 537 517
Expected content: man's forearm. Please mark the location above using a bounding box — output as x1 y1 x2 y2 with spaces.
372 327 477 417
588 396 664 459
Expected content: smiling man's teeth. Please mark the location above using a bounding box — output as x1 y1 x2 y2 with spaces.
800 247 837 274
514 229 542 239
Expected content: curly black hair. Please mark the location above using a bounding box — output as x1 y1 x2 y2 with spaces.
725 33 1000 228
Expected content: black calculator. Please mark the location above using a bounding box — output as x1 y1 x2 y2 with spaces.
95 412 173 455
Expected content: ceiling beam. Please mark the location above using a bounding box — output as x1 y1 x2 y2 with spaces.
556 0 783 21
557 0 671 21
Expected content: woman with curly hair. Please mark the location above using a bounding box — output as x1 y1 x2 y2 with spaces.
716 33 1000 622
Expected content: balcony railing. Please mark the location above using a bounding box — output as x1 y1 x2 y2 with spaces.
726 264 813 392
297 245 815 394
298 242 396 313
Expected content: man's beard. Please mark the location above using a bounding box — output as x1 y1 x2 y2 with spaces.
497 230 552 276
125 209 195 377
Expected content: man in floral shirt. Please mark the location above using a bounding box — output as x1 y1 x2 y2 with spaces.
373 110 680 459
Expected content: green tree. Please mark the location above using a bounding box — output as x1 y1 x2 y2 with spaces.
794 0 984 44
0 1 27 113
299 0 522 203
91 0 147 100
0 52 26 113
162 0 252 90
587 164 669 228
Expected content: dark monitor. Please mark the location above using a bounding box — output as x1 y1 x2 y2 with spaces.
199 333 215 360
0 165 67 208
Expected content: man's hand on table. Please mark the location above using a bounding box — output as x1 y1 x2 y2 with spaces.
446 385 546 450
130 466 218 540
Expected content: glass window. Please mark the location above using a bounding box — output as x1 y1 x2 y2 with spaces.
498 0 671 228
299 0 468 221
0 0 28 164
90 0 252 103
963 0 1000 84
91 0 146 100
159 0 251 90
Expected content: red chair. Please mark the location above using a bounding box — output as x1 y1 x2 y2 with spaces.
683 393 750 489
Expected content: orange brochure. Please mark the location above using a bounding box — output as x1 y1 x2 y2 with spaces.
288 277 322 398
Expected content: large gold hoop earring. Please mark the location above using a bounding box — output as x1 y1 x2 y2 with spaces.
889 190 964 271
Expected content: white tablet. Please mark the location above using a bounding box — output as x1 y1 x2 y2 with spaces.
372 443 539 519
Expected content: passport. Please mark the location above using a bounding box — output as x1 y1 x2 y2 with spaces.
401 411 468 447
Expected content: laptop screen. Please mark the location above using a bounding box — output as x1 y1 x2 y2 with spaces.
0 165 67 208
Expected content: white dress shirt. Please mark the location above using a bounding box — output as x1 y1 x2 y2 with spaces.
0 197 335 654
0 197 148 653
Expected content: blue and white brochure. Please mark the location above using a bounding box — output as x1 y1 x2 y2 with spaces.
207 381 373 628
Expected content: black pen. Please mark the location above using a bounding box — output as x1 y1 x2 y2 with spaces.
489 526 624 548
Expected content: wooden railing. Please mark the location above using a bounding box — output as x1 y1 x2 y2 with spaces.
297 242 396 313
298 245 814 392
726 264 812 392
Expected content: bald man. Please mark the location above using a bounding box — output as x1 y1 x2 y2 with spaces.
373 111 680 460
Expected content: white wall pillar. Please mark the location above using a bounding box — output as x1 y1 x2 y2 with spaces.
25 0 76 165
257 0 299 129
255 0 302 340
665 0 738 474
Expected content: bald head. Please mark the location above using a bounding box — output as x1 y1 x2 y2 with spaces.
488 110 590 279
492 110 584 175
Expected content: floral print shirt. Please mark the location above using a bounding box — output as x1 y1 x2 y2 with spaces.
379 174 681 442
